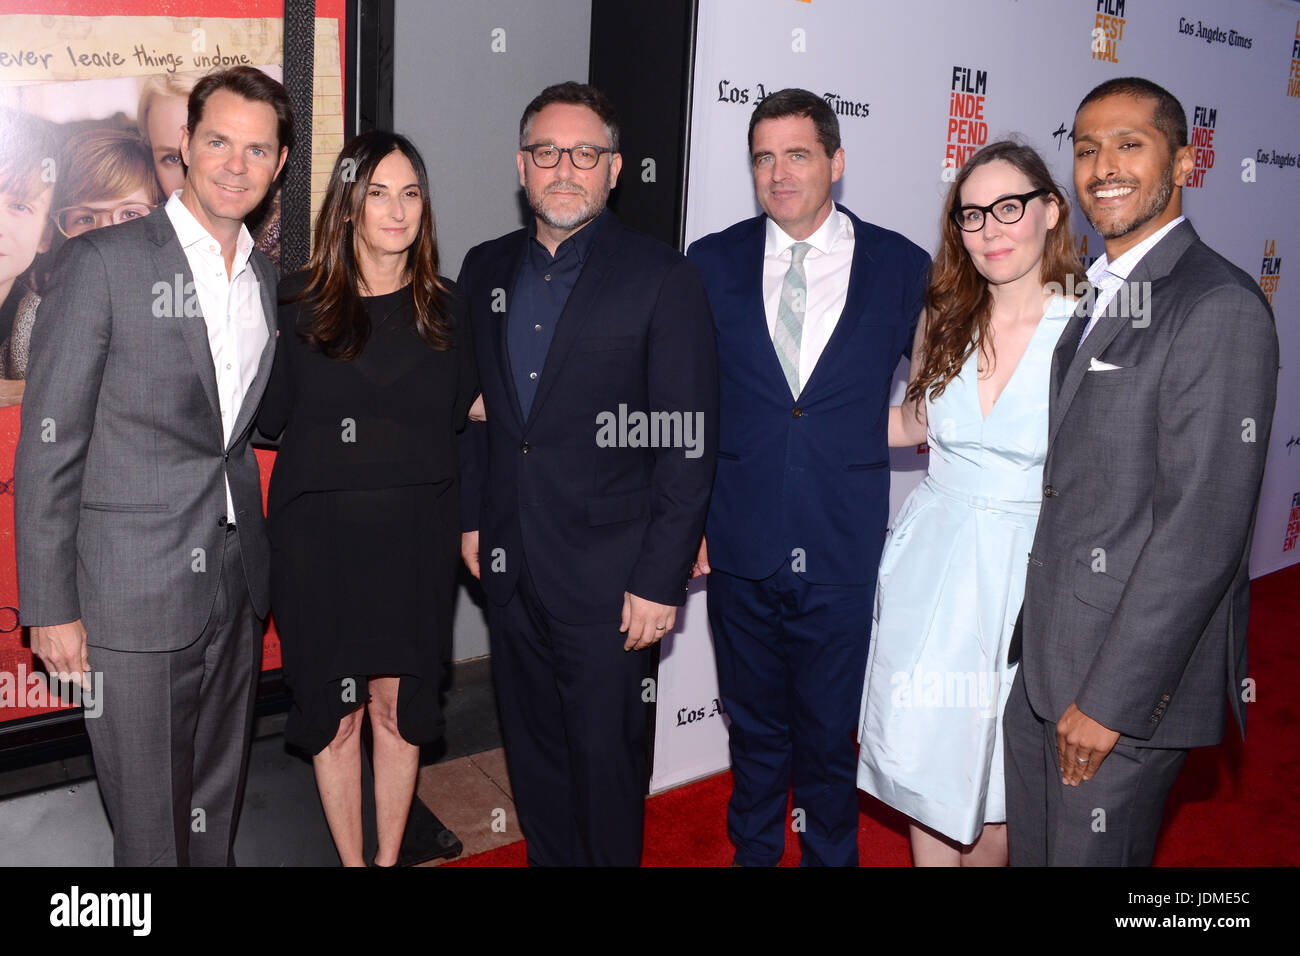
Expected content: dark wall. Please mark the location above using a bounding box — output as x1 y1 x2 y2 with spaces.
589 0 697 249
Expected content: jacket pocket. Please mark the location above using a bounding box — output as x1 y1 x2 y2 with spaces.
586 489 649 526
845 460 888 472
81 501 171 513
1072 557 1125 613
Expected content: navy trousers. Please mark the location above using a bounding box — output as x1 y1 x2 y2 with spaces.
487 557 652 866
707 565 872 866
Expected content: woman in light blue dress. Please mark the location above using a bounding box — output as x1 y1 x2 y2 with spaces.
857 141 1085 866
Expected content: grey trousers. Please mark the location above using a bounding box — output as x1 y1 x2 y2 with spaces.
1003 668 1187 866
84 526 262 866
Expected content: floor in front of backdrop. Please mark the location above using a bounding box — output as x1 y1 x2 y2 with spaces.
449 562 1300 867
0 565 1296 867
0 656 505 867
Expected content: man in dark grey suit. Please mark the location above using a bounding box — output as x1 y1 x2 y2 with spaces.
15 67 292 866
1004 77 1278 866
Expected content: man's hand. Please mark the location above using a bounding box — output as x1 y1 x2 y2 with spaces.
30 620 90 686
461 531 480 579
691 536 710 578
1056 701 1121 786
620 592 677 651
468 394 486 422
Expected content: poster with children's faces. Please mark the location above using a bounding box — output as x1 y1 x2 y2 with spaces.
0 2 347 721
0 14 287 395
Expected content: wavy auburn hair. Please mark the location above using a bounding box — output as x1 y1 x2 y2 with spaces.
907 140 1085 405
293 130 452 358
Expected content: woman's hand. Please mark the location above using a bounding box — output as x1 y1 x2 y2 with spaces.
468 394 486 422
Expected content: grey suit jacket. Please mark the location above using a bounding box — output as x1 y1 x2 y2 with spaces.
1020 221 1278 749
15 207 275 652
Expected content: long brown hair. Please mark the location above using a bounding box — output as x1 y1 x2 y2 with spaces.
908 140 1084 405
294 131 453 359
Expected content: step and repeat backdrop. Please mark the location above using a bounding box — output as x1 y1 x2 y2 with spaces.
651 0 1299 791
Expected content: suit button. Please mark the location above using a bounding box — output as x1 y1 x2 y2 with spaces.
217 516 228 527
520 441 531 454
223 452 229 462
792 407 803 418
1043 484 1057 497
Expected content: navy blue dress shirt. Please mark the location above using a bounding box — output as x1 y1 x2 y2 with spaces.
507 210 606 419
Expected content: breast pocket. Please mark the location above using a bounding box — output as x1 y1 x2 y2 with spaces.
575 335 640 400
1083 365 1141 386
576 335 638 354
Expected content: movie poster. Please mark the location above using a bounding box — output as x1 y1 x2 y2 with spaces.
0 0 347 725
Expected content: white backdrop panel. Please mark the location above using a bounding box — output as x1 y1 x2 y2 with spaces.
652 0 1299 793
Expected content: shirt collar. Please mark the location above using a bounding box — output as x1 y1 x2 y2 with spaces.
165 189 254 263
765 203 849 259
1087 215 1185 286
528 207 608 265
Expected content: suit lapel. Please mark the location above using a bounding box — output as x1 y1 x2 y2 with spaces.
147 210 223 427
799 210 871 399
524 219 618 426
1048 221 1198 446
1049 303 1097 446
742 216 800 394
1051 298 1137 445
225 252 278 449
489 234 528 430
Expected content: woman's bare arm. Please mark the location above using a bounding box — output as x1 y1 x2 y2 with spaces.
888 308 930 448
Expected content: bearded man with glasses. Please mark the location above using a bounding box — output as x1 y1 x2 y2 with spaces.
456 81 717 866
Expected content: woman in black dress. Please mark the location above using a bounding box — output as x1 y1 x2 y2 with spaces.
257 131 477 867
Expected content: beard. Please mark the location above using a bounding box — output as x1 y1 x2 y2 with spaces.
527 178 609 232
1083 163 1175 240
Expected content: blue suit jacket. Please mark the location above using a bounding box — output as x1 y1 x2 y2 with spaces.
687 206 929 586
458 212 718 623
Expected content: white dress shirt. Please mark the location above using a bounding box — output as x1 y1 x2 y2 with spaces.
763 204 855 392
1080 215 1184 345
164 190 268 521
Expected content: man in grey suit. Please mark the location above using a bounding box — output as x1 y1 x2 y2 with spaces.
1003 77 1278 866
15 67 292 866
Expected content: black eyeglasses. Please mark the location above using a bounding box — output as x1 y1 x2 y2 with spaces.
951 189 1050 232
520 144 614 170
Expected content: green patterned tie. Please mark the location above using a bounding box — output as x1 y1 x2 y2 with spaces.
774 241 811 398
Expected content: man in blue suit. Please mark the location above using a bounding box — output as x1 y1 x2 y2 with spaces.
687 89 928 866
458 82 717 866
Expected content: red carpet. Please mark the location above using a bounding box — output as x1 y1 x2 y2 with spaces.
448 563 1300 867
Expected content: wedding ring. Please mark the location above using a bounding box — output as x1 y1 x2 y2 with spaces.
1075 756 1089 764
